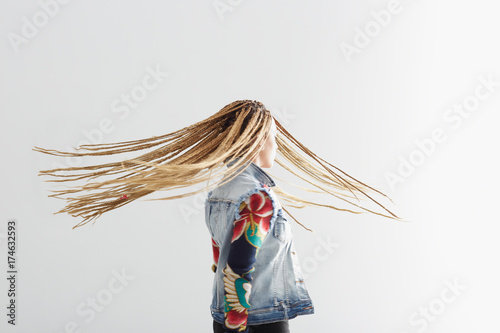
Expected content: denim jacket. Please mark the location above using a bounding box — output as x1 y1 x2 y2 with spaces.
204 157 315 326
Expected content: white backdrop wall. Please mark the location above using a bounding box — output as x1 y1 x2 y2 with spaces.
1 0 499 332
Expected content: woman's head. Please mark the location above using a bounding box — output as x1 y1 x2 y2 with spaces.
218 100 275 166
217 100 277 168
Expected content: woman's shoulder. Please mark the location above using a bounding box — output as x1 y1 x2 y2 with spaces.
208 172 270 203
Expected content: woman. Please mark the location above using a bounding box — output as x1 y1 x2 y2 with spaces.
33 100 403 332
208 112 311 333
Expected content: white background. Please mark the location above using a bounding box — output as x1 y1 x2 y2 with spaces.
1 0 499 332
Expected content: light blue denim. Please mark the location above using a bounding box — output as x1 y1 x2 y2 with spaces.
204 157 315 325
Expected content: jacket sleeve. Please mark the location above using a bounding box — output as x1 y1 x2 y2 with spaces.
222 190 275 333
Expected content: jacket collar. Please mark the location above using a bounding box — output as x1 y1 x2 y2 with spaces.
225 156 276 188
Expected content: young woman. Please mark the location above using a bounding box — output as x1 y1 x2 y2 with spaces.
208 113 308 333
33 100 403 332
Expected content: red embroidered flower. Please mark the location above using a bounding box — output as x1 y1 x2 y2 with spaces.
231 191 273 243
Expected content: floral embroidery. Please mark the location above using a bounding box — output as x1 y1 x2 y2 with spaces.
231 191 273 249
222 190 274 332
223 264 251 330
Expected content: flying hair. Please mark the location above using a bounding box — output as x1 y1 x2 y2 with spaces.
33 99 405 230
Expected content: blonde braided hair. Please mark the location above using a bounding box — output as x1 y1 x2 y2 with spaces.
33 99 404 230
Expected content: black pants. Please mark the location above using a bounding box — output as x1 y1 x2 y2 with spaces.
213 319 290 333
